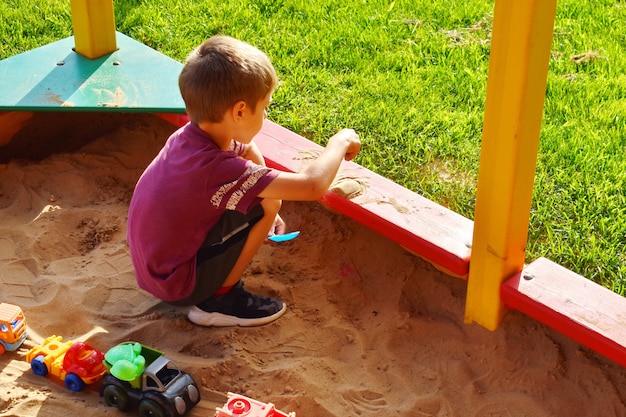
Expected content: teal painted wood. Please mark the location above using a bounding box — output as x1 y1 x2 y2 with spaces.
0 32 185 113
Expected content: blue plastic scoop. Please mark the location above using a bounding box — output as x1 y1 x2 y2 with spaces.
267 231 300 242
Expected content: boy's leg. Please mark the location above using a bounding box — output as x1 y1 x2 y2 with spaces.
188 198 286 327
222 198 282 287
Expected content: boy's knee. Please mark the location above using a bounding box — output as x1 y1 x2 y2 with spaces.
261 199 282 217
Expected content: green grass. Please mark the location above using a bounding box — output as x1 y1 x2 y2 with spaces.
1 0 624 293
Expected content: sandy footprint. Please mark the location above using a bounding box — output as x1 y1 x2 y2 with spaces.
292 325 361 359
83 247 133 277
287 284 328 316
0 259 57 307
407 395 455 417
341 388 388 414
473 393 556 417
21 283 104 337
273 395 335 417
231 320 364 366
79 272 161 319
0 235 16 260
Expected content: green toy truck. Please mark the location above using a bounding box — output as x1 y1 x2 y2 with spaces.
100 342 200 417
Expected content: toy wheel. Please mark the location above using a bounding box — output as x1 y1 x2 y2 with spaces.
102 384 130 411
138 398 167 417
65 373 86 392
30 356 48 376
0 344 6 355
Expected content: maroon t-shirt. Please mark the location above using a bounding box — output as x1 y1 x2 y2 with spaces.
127 123 279 301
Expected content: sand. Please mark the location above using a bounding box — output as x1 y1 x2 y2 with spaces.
1 113 626 417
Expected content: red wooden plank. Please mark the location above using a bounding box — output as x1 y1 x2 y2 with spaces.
502 257 626 367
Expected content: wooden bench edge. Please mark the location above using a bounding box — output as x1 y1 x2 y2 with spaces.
502 257 626 368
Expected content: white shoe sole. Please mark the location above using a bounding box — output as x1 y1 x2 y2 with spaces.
187 303 287 327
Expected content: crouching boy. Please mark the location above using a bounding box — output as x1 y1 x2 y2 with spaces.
127 36 360 327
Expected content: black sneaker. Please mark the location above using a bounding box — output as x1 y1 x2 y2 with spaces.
187 281 286 327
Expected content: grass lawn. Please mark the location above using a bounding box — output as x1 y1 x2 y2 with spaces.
1 0 624 292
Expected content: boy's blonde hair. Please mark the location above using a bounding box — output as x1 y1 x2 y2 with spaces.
179 36 279 124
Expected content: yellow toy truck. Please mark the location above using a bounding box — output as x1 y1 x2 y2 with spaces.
0 302 28 354
26 335 107 391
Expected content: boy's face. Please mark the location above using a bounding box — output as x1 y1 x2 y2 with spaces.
236 92 272 143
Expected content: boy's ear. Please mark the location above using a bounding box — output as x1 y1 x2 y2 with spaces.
231 100 247 120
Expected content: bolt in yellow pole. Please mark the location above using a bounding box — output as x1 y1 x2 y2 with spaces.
70 0 117 59
465 0 557 330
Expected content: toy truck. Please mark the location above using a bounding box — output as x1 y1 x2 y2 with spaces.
0 302 28 354
26 335 107 391
100 341 200 417
214 392 296 417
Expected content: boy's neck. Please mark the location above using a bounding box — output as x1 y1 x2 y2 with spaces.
197 121 233 151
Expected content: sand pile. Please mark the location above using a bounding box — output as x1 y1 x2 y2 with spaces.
1 114 625 417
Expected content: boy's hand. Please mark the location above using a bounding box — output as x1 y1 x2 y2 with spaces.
258 129 361 202
265 214 287 243
330 129 361 161
270 214 286 236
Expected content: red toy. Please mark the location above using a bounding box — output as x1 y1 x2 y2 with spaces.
214 392 295 417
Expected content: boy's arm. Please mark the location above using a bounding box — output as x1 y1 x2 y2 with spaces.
240 140 266 166
258 128 361 201
241 139 286 234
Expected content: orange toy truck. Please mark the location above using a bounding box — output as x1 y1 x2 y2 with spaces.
0 302 27 354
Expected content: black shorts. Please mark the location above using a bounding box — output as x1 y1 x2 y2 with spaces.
170 204 265 306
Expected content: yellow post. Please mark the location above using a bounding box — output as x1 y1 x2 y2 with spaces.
465 0 557 330
69 0 117 59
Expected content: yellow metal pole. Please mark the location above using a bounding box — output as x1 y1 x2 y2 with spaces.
70 0 117 59
465 0 557 330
